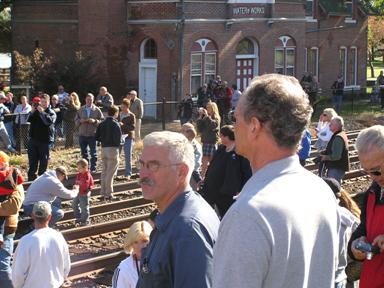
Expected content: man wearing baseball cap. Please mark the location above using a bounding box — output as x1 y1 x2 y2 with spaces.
12 201 71 288
23 165 79 227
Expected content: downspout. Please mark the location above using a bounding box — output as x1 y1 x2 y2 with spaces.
178 0 185 102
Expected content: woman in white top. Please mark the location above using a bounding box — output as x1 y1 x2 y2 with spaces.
315 108 338 152
112 220 153 288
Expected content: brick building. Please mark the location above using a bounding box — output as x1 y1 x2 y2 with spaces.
12 0 369 118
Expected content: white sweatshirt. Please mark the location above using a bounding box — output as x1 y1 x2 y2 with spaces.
12 227 71 288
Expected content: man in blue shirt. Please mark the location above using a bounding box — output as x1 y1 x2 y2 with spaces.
136 131 220 288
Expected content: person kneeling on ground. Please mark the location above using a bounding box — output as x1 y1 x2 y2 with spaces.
22 166 79 227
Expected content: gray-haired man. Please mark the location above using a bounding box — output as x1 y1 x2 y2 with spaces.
213 74 339 288
136 131 219 288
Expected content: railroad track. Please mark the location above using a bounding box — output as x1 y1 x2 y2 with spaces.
17 129 369 285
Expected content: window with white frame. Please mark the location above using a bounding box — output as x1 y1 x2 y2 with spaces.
190 38 218 94
349 47 357 86
339 47 347 84
307 47 319 78
305 0 313 17
274 36 296 76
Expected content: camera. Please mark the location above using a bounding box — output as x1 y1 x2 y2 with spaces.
33 102 40 108
355 242 380 260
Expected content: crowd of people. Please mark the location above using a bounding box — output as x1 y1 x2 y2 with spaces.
0 73 383 288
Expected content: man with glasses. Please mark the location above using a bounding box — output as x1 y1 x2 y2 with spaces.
348 125 384 288
213 74 339 288
136 131 219 288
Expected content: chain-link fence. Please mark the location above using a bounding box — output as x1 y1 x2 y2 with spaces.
3 89 382 154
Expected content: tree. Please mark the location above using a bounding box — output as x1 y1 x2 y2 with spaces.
368 16 384 77
13 48 104 98
0 7 10 53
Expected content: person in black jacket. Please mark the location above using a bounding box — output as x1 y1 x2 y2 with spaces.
95 105 121 200
27 94 56 181
201 125 252 217
331 74 344 114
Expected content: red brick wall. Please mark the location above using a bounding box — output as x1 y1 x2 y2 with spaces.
12 0 368 115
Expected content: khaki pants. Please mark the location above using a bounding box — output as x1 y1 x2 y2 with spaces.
101 147 119 196
135 118 142 140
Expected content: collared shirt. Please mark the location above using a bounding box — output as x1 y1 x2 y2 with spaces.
137 190 220 288
213 155 339 288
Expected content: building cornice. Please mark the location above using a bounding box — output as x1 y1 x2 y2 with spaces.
127 17 307 24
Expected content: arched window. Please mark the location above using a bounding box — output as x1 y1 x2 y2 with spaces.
144 39 157 59
236 39 254 55
236 38 259 91
274 36 296 76
190 38 218 94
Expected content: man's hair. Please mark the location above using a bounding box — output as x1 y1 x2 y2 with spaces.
86 93 94 99
108 105 119 116
220 125 235 141
121 98 131 108
331 116 344 130
77 158 88 169
143 131 195 174
355 125 384 155
51 94 58 101
241 74 313 149
42 94 50 101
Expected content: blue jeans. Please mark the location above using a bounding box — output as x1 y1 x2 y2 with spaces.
27 139 50 181
0 234 14 288
4 122 14 148
23 200 64 227
79 136 97 172
332 94 343 114
123 137 133 176
327 168 345 184
72 194 90 223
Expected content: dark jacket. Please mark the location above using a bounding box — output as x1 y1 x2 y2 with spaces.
202 145 252 203
120 112 135 139
27 108 56 143
95 116 121 148
323 131 350 172
196 116 220 144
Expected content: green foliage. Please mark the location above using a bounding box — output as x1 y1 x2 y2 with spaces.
360 0 384 15
0 7 10 53
13 48 104 100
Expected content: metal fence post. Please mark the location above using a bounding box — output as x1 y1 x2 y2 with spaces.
162 97 166 130
17 113 22 154
351 87 354 115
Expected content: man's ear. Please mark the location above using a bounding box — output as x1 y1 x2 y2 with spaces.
249 116 263 139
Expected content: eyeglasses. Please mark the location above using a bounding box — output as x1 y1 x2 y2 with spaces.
138 160 181 173
362 168 382 177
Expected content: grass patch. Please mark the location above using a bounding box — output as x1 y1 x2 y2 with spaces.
367 57 384 80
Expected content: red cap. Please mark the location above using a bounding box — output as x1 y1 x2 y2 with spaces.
32 97 41 103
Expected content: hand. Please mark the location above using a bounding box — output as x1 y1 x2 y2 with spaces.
372 234 384 253
351 237 368 260
88 118 95 124
73 184 80 191
37 106 44 113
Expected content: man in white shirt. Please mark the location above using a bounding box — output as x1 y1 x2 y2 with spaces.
12 201 71 288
